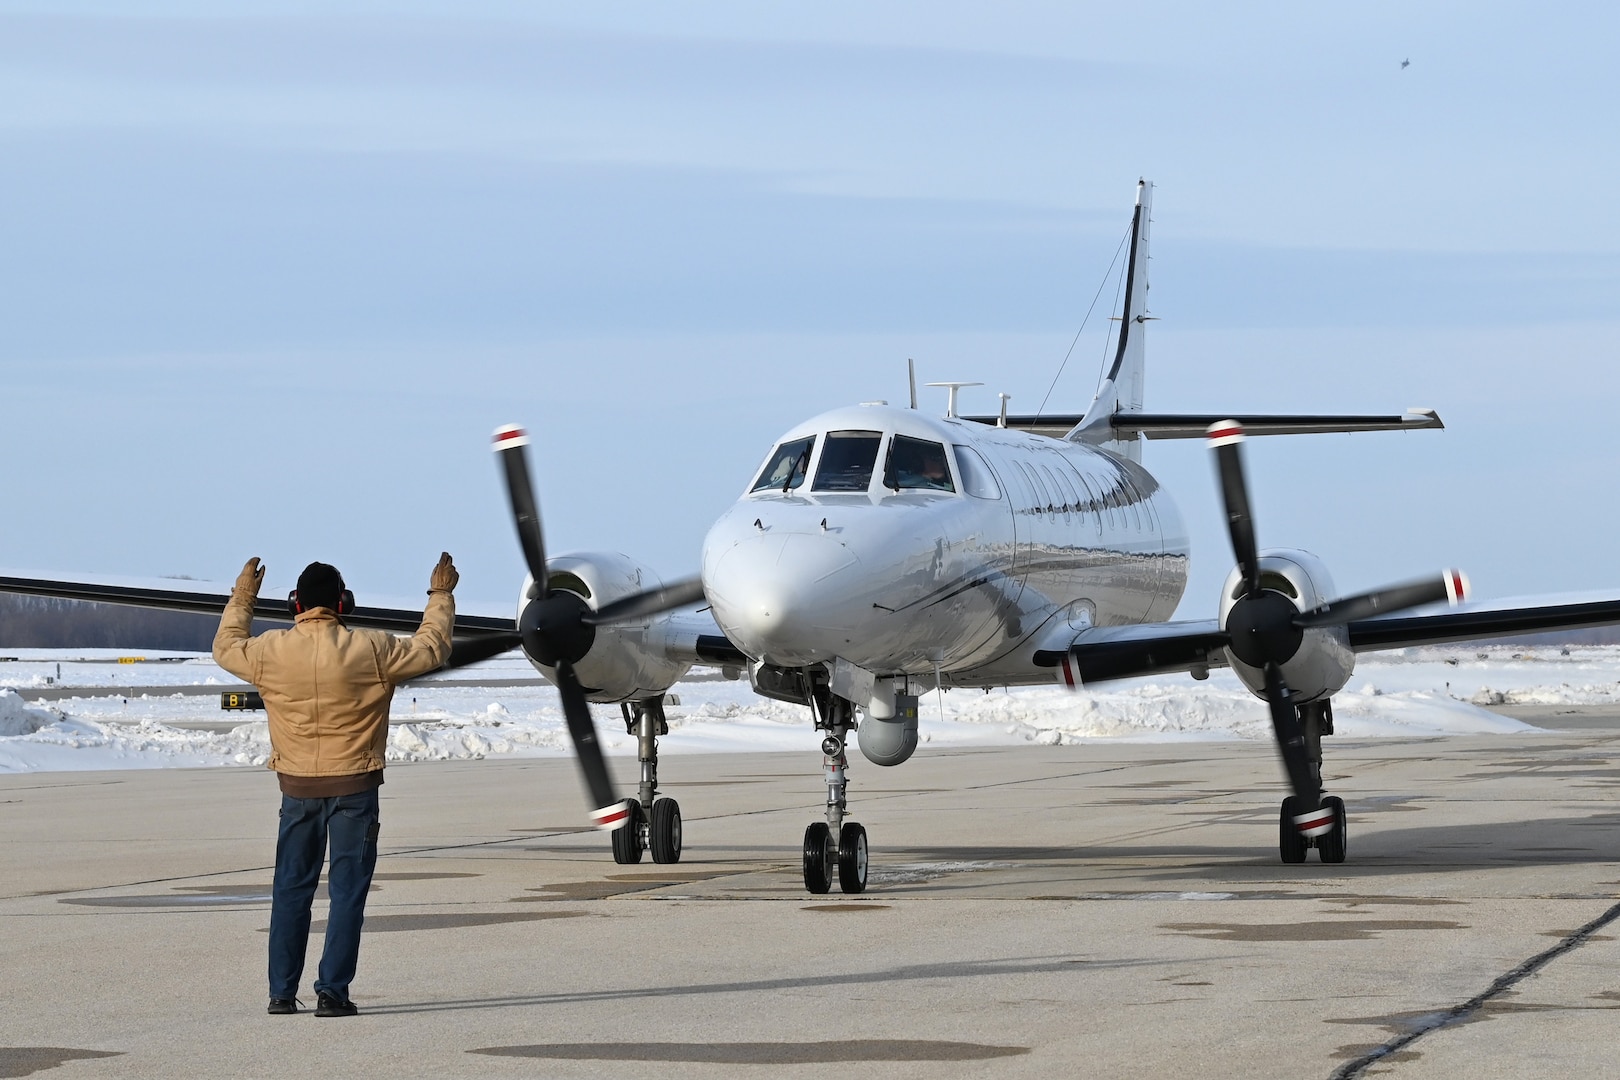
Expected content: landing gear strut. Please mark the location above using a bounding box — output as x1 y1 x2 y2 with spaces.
1278 699 1346 864
803 686 867 894
611 695 681 865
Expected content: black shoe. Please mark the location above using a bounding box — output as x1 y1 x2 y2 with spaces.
267 998 299 1015
314 991 358 1017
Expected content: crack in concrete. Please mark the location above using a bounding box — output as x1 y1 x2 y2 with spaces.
1327 897 1620 1079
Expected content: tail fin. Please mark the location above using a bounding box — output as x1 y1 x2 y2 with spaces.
1071 179 1152 461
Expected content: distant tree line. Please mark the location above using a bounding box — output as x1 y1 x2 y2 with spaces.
0 595 280 650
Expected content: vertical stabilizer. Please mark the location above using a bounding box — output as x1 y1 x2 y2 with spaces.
1070 179 1152 461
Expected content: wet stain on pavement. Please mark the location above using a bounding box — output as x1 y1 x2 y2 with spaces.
1162 919 1462 942
1322 896 1464 908
293 911 588 933
469 1040 1028 1063
370 872 481 881
0 1047 123 1077
801 904 892 912
518 873 724 902
61 886 272 908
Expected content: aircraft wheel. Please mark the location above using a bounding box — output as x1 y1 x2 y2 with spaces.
1317 796 1347 864
611 803 644 865
1278 797 1307 864
837 822 868 894
803 822 832 894
649 797 683 864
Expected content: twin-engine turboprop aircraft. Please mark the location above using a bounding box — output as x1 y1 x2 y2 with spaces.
9 180 1620 894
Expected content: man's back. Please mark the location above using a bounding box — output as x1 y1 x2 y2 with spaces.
213 580 453 778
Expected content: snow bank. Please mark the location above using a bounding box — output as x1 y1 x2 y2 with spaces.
3 645 1602 774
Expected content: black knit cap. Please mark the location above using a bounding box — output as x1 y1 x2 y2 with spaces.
296 562 345 611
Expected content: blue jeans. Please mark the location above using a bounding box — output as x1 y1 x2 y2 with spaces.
268 789 380 1002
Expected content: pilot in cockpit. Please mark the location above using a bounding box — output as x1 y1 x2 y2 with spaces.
893 439 953 491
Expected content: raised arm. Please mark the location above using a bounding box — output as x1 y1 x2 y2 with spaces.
376 552 458 684
211 557 265 682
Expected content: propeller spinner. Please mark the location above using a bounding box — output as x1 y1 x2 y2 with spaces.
1206 421 1467 835
491 423 706 830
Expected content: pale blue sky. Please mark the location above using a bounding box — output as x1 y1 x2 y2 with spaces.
3 3 1618 618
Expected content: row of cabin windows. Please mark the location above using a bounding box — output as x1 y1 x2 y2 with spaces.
1008 457 1149 531
751 431 1004 500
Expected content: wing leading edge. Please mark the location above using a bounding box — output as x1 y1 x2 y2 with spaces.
0 572 518 648
1035 594 1620 685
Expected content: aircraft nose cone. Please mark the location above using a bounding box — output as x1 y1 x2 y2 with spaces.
705 532 860 665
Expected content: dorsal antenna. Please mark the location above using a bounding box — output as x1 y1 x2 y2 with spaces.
924 381 983 419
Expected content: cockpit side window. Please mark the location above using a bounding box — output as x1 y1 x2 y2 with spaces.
750 435 816 492
952 445 1001 499
812 430 883 492
883 435 955 493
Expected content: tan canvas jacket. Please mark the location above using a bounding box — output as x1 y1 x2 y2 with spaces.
212 588 454 777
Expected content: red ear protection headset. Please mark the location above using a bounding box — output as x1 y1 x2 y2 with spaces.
287 586 355 616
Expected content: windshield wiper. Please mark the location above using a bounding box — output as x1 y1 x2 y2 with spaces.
783 448 810 493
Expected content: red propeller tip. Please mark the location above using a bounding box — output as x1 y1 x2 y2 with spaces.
1444 569 1470 605
1293 805 1335 837
589 800 634 832
491 424 529 450
1206 420 1245 447
1056 655 1082 691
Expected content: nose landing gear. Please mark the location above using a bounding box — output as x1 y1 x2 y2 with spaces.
803 691 868 894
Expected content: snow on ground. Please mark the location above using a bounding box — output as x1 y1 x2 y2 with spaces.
0 644 1612 774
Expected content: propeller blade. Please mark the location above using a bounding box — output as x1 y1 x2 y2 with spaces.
1207 421 1260 595
1263 662 1323 815
581 576 707 627
492 424 549 598
1293 569 1469 628
442 632 523 671
552 658 629 829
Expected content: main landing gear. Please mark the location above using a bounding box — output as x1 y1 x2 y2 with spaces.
803 688 868 894
1278 699 1347 864
610 695 682 865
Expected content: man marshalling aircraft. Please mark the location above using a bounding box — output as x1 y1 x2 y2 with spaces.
9 180 1620 894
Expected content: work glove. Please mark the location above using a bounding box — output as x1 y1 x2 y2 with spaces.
233 557 265 601
429 552 459 594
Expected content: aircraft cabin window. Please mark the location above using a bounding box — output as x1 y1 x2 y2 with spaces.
884 435 955 492
751 435 816 492
952 445 1001 499
812 430 884 492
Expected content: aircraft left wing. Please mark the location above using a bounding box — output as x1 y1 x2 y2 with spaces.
1034 593 1620 685
0 573 521 667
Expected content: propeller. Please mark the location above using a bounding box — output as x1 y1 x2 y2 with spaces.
1207 421 1467 834
491 423 705 830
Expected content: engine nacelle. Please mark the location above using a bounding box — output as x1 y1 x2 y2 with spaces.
517 552 692 704
1218 549 1355 704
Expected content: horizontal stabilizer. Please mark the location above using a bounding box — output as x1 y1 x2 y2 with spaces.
962 409 1443 440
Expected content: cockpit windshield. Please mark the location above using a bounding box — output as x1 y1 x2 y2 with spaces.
883 435 955 492
751 435 815 492
812 430 883 492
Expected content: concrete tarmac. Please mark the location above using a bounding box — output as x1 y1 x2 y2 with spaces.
3 719 1617 1079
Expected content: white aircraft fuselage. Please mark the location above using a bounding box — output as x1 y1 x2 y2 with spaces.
702 402 1189 684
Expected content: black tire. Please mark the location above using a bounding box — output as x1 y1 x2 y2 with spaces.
803 822 832 894
649 798 683 864
1279 796 1307 864
611 803 643 865
837 822 868 894
1317 796 1347 864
